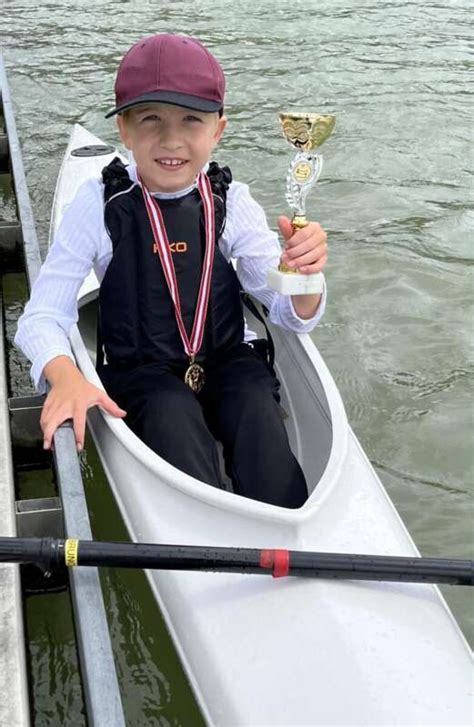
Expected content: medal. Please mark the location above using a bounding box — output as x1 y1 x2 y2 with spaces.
184 358 205 393
139 172 215 392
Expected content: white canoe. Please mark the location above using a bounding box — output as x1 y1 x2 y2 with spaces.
52 124 473 726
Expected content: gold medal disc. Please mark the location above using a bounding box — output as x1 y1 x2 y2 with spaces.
184 362 205 393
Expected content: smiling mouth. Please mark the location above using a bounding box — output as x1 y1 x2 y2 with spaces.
156 159 188 169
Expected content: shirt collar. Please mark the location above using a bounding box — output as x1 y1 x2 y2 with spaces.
128 161 209 200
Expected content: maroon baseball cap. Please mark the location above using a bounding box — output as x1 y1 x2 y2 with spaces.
105 33 225 118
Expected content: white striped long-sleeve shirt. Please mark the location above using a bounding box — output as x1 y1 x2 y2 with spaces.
15 163 326 392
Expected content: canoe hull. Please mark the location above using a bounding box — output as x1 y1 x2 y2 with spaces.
84 400 473 726
58 125 472 726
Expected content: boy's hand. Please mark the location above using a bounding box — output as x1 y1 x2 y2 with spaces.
41 356 126 451
278 216 328 274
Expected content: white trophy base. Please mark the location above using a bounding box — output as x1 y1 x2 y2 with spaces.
266 267 324 295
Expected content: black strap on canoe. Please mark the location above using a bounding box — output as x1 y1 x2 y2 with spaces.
240 292 275 370
96 307 104 370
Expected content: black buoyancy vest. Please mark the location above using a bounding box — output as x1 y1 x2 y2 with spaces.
99 158 244 369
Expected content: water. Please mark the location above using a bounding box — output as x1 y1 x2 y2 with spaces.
2 0 473 723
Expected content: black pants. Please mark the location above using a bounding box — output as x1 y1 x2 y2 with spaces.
99 344 307 508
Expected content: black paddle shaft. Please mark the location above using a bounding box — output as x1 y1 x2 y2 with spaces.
0 537 472 586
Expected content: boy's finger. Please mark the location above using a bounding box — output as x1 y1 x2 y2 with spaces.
43 421 57 450
98 394 127 418
291 249 326 269
282 236 326 262
277 215 293 242
299 254 328 274
73 410 87 451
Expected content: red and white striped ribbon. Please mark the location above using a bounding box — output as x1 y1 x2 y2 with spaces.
138 172 216 359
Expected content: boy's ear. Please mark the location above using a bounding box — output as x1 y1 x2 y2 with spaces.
116 114 131 149
214 114 227 144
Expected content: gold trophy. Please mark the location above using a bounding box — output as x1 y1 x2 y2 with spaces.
267 112 336 295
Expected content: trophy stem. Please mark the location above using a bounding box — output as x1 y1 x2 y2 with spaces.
278 214 309 274
291 214 308 230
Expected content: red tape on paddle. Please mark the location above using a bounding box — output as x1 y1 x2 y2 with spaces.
259 549 290 578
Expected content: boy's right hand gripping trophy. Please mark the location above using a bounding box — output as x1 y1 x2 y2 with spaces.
267 112 336 295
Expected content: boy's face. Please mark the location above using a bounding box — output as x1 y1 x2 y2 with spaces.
117 102 227 192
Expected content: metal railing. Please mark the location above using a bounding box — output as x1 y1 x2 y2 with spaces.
0 51 126 727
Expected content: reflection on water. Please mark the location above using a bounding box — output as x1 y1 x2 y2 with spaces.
25 591 86 726
2 0 473 722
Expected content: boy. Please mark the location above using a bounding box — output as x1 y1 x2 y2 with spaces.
15 33 328 508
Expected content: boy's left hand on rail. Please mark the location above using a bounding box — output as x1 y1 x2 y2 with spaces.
278 216 328 274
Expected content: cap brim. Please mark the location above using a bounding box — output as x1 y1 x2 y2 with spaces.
105 90 222 118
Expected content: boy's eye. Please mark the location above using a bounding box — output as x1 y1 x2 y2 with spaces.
140 114 160 123
184 115 203 123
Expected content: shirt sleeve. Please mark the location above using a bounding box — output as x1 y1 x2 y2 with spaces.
219 181 327 333
14 178 107 393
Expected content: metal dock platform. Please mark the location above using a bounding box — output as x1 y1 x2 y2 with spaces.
0 53 125 726
0 53 30 727
0 279 29 726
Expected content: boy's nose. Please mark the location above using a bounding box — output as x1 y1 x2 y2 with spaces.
160 127 183 150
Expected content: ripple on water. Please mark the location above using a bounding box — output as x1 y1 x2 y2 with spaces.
381 367 473 399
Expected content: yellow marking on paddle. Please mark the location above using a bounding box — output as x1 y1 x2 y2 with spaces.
65 539 79 567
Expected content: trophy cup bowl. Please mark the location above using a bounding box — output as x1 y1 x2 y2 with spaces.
267 112 335 296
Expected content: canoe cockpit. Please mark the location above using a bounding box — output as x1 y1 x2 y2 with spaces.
78 292 333 499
